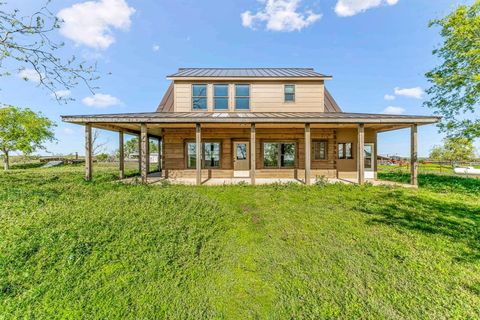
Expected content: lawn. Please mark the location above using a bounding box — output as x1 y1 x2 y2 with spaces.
0 165 479 319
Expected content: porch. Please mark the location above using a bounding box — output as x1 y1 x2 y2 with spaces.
61 111 440 187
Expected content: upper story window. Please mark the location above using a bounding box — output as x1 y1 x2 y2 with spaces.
284 84 295 102
192 84 207 110
235 84 250 110
214 84 229 110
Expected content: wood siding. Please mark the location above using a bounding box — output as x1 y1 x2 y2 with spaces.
173 80 325 112
163 127 339 178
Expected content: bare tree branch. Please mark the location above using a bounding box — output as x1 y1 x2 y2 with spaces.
0 1 99 103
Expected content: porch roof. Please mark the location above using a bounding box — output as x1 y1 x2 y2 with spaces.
62 111 439 125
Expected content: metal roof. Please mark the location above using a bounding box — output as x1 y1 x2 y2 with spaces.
167 68 330 78
62 112 439 124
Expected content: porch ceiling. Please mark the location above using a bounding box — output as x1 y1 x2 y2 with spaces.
86 122 419 137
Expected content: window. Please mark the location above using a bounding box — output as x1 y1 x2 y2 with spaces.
236 143 247 160
204 142 220 168
284 84 295 102
263 142 296 168
192 84 207 110
235 84 250 110
214 84 229 110
313 141 327 160
186 142 221 168
338 142 353 159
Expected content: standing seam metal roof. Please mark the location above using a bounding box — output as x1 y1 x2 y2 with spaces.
167 68 330 78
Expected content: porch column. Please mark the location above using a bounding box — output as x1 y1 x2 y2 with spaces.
85 123 92 181
146 135 150 174
119 131 125 180
157 138 162 172
357 123 365 185
138 134 141 173
250 123 256 185
305 123 311 185
411 124 418 186
196 123 201 185
141 123 148 183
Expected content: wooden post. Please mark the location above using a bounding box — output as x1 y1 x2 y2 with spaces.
119 131 125 180
158 138 162 172
85 123 92 181
250 123 256 185
146 135 150 175
358 123 365 185
141 123 148 183
138 134 141 174
305 123 311 185
196 123 201 185
411 124 418 186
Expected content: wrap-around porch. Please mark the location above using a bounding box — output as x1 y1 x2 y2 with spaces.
81 121 420 187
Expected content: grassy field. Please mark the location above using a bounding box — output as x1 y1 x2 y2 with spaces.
0 164 479 319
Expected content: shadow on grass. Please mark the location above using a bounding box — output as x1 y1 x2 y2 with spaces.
379 171 480 194
357 189 480 263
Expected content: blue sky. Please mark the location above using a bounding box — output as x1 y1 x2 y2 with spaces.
1 0 475 157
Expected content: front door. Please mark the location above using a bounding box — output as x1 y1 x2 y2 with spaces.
364 143 375 179
234 141 249 176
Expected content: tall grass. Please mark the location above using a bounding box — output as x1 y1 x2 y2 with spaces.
0 166 479 318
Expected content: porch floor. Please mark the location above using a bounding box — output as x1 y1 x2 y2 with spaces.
121 172 417 188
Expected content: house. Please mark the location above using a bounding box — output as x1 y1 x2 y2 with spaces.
62 68 439 185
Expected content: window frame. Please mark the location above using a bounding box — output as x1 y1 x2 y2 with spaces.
262 141 297 169
191 84 208 111
185 140 222 169
234 84 250 110
338 142 354 160
313 140 328 161
284 84 295 103
213 84 229 110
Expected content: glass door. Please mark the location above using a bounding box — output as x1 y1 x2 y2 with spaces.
364 143 374 179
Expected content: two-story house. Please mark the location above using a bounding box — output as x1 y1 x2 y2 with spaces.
62 68 439 185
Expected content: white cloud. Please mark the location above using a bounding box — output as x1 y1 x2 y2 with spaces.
383 106 405 115
58 0 135 50
82 93 121 108
241 0 322 32
18 69 43 83
52 90 71 98
62 128 75 135
152 44 160 52
394 86 424 99
384 94 395 101
335 0 399 17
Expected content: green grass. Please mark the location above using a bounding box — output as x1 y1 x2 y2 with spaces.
0 165 479 319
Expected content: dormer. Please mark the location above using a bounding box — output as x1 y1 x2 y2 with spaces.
157 68 341 113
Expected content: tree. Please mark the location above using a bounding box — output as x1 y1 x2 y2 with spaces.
122 137 158 158
0 106 56 170
92 129 108 156
424 1 480 139
0 1 98 101
428 145 444 161
428 137 476 165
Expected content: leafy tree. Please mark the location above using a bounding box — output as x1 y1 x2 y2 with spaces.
429 145 444 161
122 137 158 158
0 106 56 170
95 153 109 162
429 137 476 165
0 1 98 101
424 1 480 139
